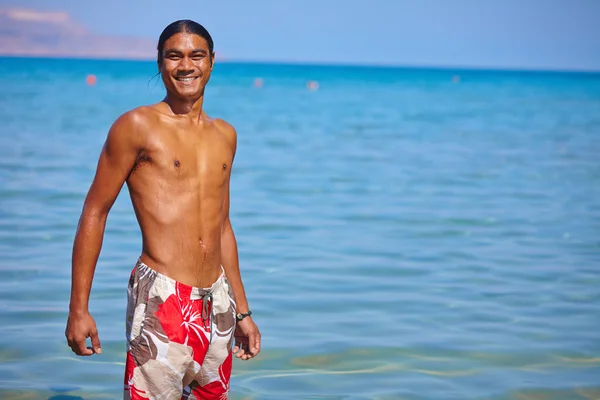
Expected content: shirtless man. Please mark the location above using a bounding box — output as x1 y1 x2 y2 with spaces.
65 20 261 399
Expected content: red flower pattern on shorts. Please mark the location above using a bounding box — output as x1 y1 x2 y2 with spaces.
191 352 232 399
155 288 211 364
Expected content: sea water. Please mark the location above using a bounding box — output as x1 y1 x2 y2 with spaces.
0 57 599 399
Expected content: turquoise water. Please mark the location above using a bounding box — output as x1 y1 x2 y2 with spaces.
0 57 599 399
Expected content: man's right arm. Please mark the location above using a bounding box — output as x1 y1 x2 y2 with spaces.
66 110 142 356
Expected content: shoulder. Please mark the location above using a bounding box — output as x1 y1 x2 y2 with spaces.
111 106 155 133
213 118 237 138
213 118 237 149
106 106 156 147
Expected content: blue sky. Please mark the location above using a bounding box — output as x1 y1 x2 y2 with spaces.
4 0 600 71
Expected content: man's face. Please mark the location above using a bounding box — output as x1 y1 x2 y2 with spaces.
160 32 214 100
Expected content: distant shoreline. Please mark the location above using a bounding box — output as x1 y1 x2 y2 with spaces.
1 54 599 75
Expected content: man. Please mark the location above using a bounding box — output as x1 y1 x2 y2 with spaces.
65 20 261 399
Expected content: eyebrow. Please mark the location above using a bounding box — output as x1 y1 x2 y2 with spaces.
164 48 208 55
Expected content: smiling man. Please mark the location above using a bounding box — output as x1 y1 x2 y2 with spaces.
64 20 261 399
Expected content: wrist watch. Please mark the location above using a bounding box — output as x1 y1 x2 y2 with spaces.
236 310 252 321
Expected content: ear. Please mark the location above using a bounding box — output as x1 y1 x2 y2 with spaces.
210 52 215 70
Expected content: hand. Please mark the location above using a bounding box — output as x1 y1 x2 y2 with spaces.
233 316 260 360
65 311 102 356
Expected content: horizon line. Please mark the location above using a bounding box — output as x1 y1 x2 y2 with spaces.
1 53 599 75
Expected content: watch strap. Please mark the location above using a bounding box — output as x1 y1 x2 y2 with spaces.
236 310 252 321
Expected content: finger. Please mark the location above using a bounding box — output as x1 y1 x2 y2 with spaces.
75 338 93 356
239 340 253 360
67 340 78 355
234 337 248 351
250 332 261 356
69 337 90 356
234 343 246 359
90 329 102 354
233 340 241 354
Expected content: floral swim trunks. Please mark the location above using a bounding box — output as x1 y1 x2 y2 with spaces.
124 259 236 399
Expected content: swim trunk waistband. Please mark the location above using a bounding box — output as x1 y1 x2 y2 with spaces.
135 258 227 300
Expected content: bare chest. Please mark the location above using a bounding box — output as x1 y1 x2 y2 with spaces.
133 127 232 187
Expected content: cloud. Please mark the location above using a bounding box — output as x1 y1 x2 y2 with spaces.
0 7 155 59
5 8 70 23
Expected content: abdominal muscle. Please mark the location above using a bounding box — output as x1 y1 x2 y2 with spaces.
129 183 225 289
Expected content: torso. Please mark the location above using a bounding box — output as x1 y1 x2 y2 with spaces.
126 104 234 288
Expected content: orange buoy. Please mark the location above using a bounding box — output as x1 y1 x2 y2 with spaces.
307 80 319 91
86 74 97 86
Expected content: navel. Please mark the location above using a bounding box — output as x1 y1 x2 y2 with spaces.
222 163 227 170
174 160 180 168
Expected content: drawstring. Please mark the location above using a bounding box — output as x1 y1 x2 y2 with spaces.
201 292 214 343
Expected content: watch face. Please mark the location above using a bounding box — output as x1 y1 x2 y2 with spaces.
236 311 251 320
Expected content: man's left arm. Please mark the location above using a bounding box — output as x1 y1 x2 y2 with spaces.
219 120 261 360
220 214 249 316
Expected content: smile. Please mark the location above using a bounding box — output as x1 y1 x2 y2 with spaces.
175 77 199 82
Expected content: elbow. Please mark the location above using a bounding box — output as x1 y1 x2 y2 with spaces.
79 204 109 226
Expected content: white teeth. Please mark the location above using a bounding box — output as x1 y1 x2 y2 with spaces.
177 77 195 82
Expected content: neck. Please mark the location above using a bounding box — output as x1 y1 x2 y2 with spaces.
163 92 205 122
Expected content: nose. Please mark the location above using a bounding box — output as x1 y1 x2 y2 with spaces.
179 56 194 71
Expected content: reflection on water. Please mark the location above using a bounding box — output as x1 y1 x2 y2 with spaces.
1 347 599 399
